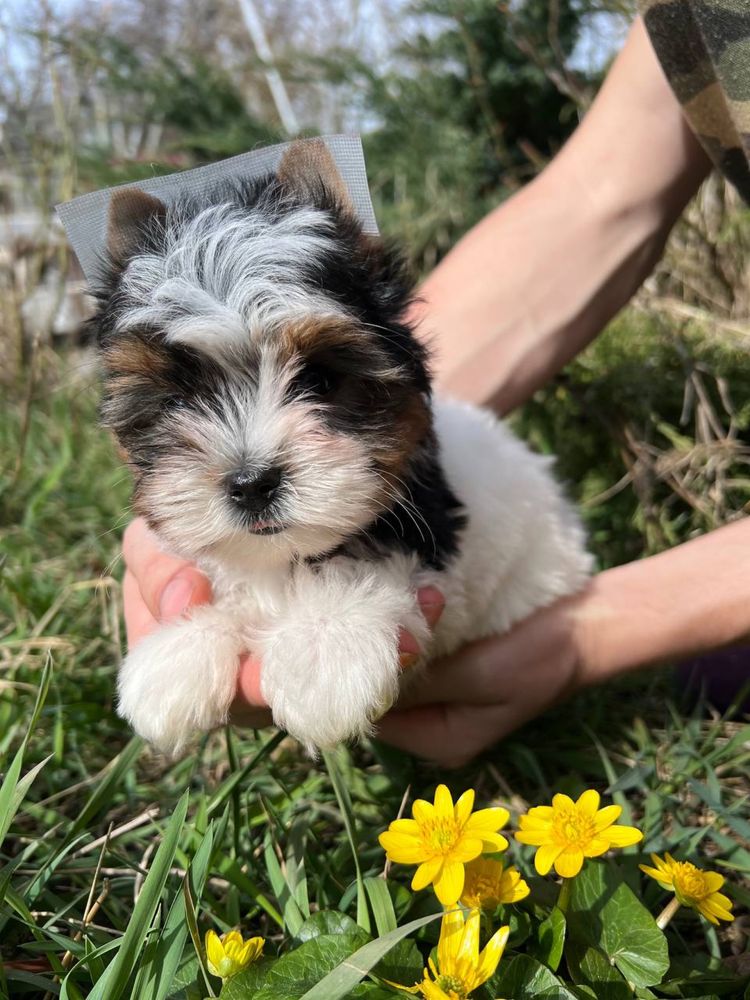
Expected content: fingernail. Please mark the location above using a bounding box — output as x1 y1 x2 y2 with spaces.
399 652 419 671
159 573 196 620
418 585 445 628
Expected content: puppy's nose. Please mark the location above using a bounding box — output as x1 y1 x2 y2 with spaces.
226 467 282 514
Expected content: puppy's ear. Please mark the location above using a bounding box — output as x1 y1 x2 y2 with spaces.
277 139 355 214
107 188 166 268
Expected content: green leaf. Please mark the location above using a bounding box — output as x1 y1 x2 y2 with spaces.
533 905 566 972
81 790 190 1000
371 938 423 990
297 911 441 1000
295 911 363 943
566 940 632 1000
489 954 579 999
568 862 669 988
220 931 369 1000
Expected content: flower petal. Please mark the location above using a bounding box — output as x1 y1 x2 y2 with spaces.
576 789 600 814
605 824 643 848
434 784 454 817
475 923 510 987
454 788 475 827
379 832 424 864
534 842 563 875
522 805 554 822
552 792 575 812
703 872 725 893
478 831 509 853
554 847 584 878
412 857 443 892
412 799 435 825
515 829 549 847
465 807 509 832
640 861 673 886
582 835 610 858
434 861 465 905
454 907 480 974
388 819 421 836
205 930 224 978
437 906 465 971
593 804 622 831
449 836 484 864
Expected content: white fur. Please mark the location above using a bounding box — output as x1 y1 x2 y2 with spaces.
118 398 592 755
116 202 344 358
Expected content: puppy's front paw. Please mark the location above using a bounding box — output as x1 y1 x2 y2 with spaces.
259 565 426 752
117 607 243 756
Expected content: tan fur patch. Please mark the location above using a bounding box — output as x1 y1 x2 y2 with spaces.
277 314 365 358
103 338 170 392
373 391 431 484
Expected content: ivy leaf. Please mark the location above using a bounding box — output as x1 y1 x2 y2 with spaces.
568 862 669 988
219 932 369 1000
565 939 632 1000
372 938 423 988
489 954 579 998
294 910 364 943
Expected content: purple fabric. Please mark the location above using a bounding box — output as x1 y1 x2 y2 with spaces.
677 645 750 715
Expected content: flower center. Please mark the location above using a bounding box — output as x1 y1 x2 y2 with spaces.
553 808 596 848
422 817 461 853
435 974 467 998
672 862 710 901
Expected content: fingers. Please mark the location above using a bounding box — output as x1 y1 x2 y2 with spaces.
376 702 510 767
399 585 446 667
122 517 212 622
236 654 267 708
123 569 159 647
397 634 510 708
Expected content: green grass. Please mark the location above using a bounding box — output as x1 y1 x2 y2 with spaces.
1 324 748 998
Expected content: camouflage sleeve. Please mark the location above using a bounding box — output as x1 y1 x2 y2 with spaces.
638 0 750 202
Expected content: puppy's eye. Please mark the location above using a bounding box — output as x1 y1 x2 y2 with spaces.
295 362 342 399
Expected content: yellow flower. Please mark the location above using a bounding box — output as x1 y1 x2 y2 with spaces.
379 785 509 906
394 908 510 999
640 853 734 925
515 789 642 878
204 929 264 980
460 856 530 910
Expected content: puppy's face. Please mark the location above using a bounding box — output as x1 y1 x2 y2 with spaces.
93 146 431 565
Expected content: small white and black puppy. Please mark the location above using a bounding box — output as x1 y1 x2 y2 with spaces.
92 140 591 755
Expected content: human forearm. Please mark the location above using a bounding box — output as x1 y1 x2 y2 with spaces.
414 18 710 414
578 519 750 685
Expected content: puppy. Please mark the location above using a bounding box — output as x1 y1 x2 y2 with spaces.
92 140 592 755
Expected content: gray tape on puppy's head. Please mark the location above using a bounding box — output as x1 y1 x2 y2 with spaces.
56 134 378 289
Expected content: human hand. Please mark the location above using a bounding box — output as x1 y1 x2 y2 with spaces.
122 517 445 728
375 589 597 768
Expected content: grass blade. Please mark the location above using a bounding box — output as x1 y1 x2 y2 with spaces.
82 789 190 1000
131 812 222 1000
322 749 370 933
